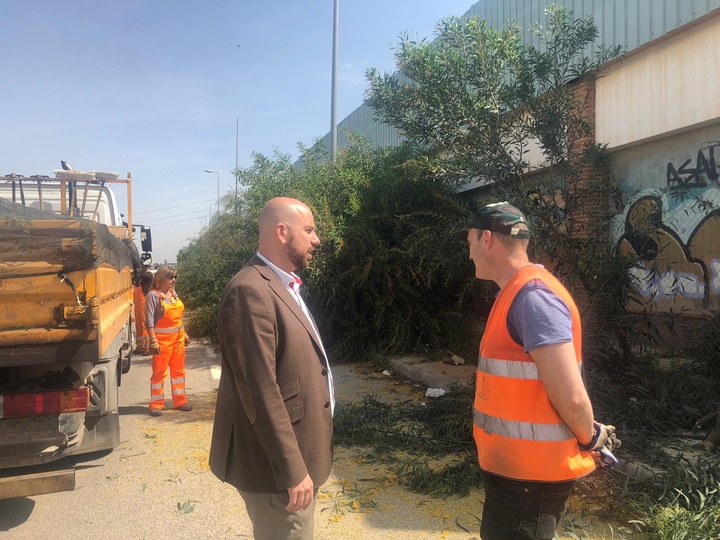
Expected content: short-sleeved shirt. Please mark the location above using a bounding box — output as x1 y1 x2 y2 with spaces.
145 289 178 329
506 278 572 353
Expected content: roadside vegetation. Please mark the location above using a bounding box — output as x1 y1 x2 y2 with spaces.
177 6 720 538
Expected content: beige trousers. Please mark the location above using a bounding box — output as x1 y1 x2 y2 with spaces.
239 489 317 540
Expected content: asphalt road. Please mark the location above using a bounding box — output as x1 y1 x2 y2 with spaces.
0 344 253 539
0 345 486 540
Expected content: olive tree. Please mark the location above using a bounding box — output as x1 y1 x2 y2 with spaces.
366 6 633 367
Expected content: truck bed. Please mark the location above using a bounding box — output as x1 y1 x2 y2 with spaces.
0 198 136 365
0 173 140 492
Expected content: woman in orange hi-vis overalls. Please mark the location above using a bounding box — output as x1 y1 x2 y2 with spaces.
145 265 192 417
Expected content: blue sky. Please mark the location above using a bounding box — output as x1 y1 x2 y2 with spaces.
0 0 474 262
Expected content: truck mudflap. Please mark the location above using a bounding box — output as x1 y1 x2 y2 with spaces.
0 469 75 500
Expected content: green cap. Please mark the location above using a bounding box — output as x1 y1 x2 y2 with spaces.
453 201 530 240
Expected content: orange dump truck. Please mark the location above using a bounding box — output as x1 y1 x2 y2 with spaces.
0 170 151 498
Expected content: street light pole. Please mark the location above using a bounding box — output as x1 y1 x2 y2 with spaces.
330 0 339 161
235 118 239 215
204 169 220 213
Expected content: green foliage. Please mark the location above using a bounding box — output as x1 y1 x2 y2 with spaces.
412 384 475 450
333 387 474 456
235 150 299 218
176 150 298 338
179 5 632 369
333 388 479 496
586 364 718 469
178 139 477 360
176 213 257 339
367 5 628 368
397 457 481 497
332 394 403 448
367 17 525 186
308 143 475 360
685 311 720 381
578 245 637 371
583 363 720 539
367 6 620 184
625 455 720 539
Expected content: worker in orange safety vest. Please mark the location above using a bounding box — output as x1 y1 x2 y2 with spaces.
133 266 153 355
145 265 192 417
453 202 620 540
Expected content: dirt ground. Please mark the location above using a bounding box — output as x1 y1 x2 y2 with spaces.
148 358 627 539
317 364 632 540
0 348 631 540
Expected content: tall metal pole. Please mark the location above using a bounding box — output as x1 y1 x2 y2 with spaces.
204 169 220 214
330 0 339 161
235 118 239 215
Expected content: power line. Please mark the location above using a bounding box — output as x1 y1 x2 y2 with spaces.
145 216 211 227
134 198 216 216
141 208 210 224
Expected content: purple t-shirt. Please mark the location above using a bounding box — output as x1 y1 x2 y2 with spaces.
506 279 572 352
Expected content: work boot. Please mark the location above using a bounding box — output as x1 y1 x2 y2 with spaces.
149 408 163 417
175 403 193 412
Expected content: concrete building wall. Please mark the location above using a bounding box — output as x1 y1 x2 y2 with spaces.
609 124 720 316
596 12 720 150
595 10 720 316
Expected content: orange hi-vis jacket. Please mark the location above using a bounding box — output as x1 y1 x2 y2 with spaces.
133 286 149 351
473 265 596 482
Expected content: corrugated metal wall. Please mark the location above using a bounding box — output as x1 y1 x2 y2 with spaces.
463 0 720 56
321 0 720 156
316 103 405 157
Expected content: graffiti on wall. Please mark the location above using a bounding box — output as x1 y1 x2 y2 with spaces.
615 142 720 315
666 144 719 190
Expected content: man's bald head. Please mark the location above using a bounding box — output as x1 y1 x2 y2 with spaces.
258 197 320 273
259 197 311 236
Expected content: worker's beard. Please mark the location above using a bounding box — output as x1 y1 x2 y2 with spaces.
285 232 311 271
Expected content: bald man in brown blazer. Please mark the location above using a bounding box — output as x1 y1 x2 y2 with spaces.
209 198 334 540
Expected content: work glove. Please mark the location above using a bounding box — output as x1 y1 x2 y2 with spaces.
578 421 621 452
149 337 160 355
184 332 191 345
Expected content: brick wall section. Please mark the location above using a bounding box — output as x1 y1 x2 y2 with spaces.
565 78 698 354
566 77 612 241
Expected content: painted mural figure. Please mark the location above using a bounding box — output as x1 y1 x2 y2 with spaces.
617 196 705 313
614 142 720 315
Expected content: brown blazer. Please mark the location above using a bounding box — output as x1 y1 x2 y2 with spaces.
209 255 333 493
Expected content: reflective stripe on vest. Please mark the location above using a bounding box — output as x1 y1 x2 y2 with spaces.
155 325 183 334
479 355 540 379
473 264 595 482
480 355 582 380
474 409 575 441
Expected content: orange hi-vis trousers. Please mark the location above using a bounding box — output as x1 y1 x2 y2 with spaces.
134 286 149 353
150 296 188 411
